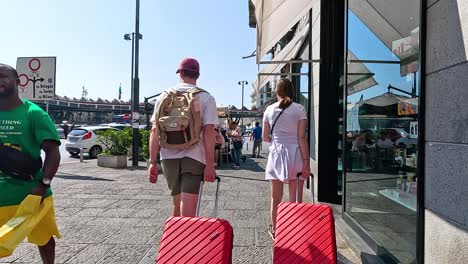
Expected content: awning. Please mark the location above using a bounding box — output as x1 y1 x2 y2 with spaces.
358 93 412 116
252 23 310 92
217 107 229 118
349 0 420 75
251 0 317 62
359 93 408 107
253 48 378 95
347 51 378 95
218 111 228 118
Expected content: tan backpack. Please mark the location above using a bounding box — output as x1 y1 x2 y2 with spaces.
157 87 205 150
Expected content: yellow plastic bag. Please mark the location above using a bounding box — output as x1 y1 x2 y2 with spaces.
0 195 52 257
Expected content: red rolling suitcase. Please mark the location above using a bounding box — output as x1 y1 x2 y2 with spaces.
273 173 337 264
156 177 233 264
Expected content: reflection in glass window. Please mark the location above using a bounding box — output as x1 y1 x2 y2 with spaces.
344 0 420 262
299 63 309 111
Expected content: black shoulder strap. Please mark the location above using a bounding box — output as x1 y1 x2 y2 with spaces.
270 105 289 136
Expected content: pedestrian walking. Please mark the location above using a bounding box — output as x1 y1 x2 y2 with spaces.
214 125 225 166
227 121 243 169
147 58 218 217
262 78 310 239
0 63 61 263
250 121 262 158
61 122 69 139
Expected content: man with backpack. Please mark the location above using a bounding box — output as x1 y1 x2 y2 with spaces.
147 58 218 217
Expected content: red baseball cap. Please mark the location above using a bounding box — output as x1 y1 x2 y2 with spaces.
176 58 200 74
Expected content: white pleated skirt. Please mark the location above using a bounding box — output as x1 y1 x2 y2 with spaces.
265 142 306 182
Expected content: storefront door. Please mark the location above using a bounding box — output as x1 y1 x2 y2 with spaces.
342 0 422 262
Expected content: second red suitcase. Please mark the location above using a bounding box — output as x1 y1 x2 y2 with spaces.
156 177 233 264
273 173 337 264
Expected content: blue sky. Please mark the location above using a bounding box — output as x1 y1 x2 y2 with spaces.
1 0 257 107
294 11 417 105
1 1 417 108
347 12 418 103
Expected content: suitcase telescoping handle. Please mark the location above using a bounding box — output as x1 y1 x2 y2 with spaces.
296 172 314 204
195 176 221 218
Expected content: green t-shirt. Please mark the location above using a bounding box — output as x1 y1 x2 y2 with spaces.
0 100 60 207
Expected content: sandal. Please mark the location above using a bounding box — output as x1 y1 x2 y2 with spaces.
268 225 275 240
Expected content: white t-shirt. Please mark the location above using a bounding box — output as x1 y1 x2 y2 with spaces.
263 102 307 145
150 83 219 164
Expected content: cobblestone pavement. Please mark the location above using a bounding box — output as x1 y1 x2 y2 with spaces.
1 144 361 264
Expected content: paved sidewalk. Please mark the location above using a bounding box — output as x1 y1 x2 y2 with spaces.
1 145 361 264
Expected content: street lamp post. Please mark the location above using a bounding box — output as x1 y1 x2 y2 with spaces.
238 81 248 127
124 33 134 104
123 0 143 166
124 32 143 108
124 32 142 166
132 0 141 166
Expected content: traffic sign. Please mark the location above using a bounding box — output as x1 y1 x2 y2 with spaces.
16 57 56 100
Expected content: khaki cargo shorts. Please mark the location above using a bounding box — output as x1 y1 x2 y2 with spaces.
161 157 205 196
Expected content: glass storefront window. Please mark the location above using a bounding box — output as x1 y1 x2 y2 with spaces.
299 63 309 110
344 0 420 262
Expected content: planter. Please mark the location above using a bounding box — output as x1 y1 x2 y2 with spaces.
97 154 128 168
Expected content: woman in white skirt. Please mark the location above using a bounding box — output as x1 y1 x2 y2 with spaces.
262 78 311 239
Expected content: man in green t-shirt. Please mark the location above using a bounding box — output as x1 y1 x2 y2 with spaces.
0 63 61 263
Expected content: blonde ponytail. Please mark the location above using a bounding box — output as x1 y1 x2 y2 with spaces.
279 97 292 109
276 78 295 109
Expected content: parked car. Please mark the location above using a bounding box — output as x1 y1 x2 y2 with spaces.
378 128 417 148
379 128 406 141
243 128 253 137
102 123 132 130
395 136 418 149
65 126 119 159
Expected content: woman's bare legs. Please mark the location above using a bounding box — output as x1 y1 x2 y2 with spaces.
288 179 304 203
270 180 284 229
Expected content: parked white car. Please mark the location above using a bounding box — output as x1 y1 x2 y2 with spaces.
377 128 417 149
101 123 132 130
65 126 118 159
395 136 418 149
